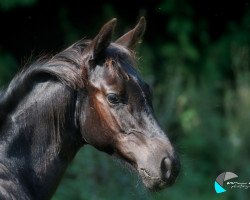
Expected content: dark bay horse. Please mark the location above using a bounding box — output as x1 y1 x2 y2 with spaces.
0 17 180 199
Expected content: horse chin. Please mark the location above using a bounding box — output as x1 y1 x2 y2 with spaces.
114 152 169 191
138 168 168 191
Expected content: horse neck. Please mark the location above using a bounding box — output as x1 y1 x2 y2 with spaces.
0 80 83 199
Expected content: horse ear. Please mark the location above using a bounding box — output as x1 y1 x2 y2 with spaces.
88 18 117 62
115 17 146 50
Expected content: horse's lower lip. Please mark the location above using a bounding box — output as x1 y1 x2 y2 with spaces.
138 168 169 191
115 151 172 190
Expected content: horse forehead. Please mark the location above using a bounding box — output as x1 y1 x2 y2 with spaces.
89 65 123 91
89 44 144 92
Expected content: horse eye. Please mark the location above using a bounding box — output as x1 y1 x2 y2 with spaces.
107 93 120 105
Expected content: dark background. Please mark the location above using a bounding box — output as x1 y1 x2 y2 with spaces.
0 0 250 199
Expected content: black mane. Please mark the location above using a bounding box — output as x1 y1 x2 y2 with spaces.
0 41 88 123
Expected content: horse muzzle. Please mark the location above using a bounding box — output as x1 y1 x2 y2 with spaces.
138 155 180 191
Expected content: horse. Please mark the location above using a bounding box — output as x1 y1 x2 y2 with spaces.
0 17 180 199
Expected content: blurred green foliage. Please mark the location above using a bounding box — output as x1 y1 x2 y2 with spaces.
0 0 250 199
0 0 36 11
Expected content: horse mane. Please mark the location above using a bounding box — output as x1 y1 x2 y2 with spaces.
0 40 88 123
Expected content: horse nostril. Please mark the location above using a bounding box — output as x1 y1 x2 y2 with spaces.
164 158 172 179
161 156 180 185
162 157 172 180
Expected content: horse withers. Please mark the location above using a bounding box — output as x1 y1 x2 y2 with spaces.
0 17 180 199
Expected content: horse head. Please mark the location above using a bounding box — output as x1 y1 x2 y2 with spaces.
78 17 180 191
